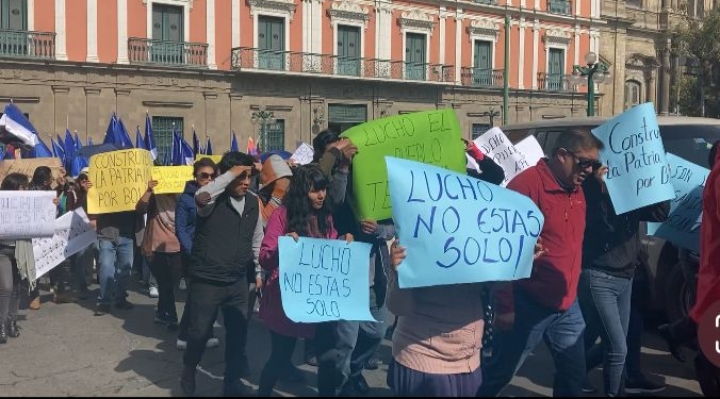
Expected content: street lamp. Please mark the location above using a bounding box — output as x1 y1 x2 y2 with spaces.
250 105 276 152
570 52 611 117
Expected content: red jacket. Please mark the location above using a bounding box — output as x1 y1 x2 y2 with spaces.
690 149 720 323
496 159 587 313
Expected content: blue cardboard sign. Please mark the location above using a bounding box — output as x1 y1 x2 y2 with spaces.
278 236 375 323
591 103 675 214
386 157 544 289
647 153 708 253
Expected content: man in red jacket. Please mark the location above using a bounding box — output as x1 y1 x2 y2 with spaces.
478 130 603 397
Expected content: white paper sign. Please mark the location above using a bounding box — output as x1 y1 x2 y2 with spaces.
291 143 315 165
473 128 533 186
0 191 57 239
514 135 545 168
32 208 97 279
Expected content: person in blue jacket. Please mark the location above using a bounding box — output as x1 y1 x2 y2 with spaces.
175 158 221 351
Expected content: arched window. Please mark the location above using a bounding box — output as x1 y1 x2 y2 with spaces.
624 80 642 110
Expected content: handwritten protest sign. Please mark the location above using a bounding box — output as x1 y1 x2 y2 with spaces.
195 155 223 164
290 143 314 165
32 208 97 279
472 127 536 186
152 166 193 194
386 157 544 289
0 158 64 189
341 110 466 221
514 135 545 168
591 103 675 214
647 153 709 253
278 236 375 323
87 149 153 214
0 191 56 239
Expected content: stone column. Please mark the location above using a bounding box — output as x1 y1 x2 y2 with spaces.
52 86 70 134
646 69 657 112
115 89 132 119
659 46 671 115
84 87 101 143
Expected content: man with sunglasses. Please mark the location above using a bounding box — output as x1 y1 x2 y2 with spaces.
175 158 221 351
479 130 604 397
179 152 264 397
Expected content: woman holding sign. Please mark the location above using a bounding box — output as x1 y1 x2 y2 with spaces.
257 164 353 397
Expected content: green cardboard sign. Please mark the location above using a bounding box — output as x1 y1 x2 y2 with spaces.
340 109 466 221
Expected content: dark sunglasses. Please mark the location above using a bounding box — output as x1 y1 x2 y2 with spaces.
562 149 602 171
197 172 216 180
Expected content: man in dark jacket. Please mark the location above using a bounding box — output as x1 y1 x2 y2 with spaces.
174 158 220 351
579 167 669 397
179 152 263 397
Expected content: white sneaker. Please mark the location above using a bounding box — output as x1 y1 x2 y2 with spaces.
149 287 159 298
206 337 220 348
176 339 187 350
179 278 187 291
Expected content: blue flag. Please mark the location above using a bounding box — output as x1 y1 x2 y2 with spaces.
51 137 65 163
192 129 200 156
181 135 195 165
135 126 144 148
74 133 82 151
103 113 133 149
87 137 93 146
144 113 157 161
230 131 239 152
171 128 182 166
64 130 76 170
0 103 39 147
31 137 53 158
206 137 213 155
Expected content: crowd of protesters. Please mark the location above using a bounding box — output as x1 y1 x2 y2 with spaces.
1 127 718 398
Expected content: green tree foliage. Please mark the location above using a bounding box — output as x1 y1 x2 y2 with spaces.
673 8 720 117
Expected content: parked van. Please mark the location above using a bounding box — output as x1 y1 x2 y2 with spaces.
500 115 720 322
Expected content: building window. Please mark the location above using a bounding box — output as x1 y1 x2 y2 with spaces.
0 0 27 31
258 16 285 70
328 104 367 133
152 116 183 164
626 0 642 7
547 0 571 15
546 48 566 91
151 4 184 64
405 32 427 81
337 25 361 77
624 80 642 110
472 123 490 140
263 119 285 152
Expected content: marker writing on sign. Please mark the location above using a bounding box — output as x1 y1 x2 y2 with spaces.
282 241 353 319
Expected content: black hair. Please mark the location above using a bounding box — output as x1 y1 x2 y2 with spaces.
708 140 720 168
31 166 53 187
553 129 604 155
193 157 218 176
1 173 29 191
285 164 332 237
312 129 340 162
218 151 255 174
77 173 89 182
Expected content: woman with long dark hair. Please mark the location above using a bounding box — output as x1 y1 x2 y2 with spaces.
257 164 353 396
0 173 30 343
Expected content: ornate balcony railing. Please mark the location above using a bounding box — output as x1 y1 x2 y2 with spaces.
0 30 55 59
461 67 504 88
547 0 572 15
128 38 208 68
537 72 574 92
230 47 455 83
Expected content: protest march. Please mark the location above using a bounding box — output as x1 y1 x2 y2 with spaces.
0 101 717 398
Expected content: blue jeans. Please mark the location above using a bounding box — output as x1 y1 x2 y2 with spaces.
579 269 633 397
97 237 134 305
479 289 586 397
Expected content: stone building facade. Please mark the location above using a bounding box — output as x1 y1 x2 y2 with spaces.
0 0 602 155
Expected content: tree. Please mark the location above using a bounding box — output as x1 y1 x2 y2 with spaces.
672 8 720 117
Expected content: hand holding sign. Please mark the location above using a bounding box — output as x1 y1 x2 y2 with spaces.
591 103 675 214
386 157 544 289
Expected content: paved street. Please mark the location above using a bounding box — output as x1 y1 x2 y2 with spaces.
0 280 703 397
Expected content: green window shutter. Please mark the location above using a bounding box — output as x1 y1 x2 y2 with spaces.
328 104 367 124
1 0 27 30
265 119 285 152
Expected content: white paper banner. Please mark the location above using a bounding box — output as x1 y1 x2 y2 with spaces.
32 208 97 279
0 191 57 239
290 143 315 165
514 135 545 168
472 128 535 186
